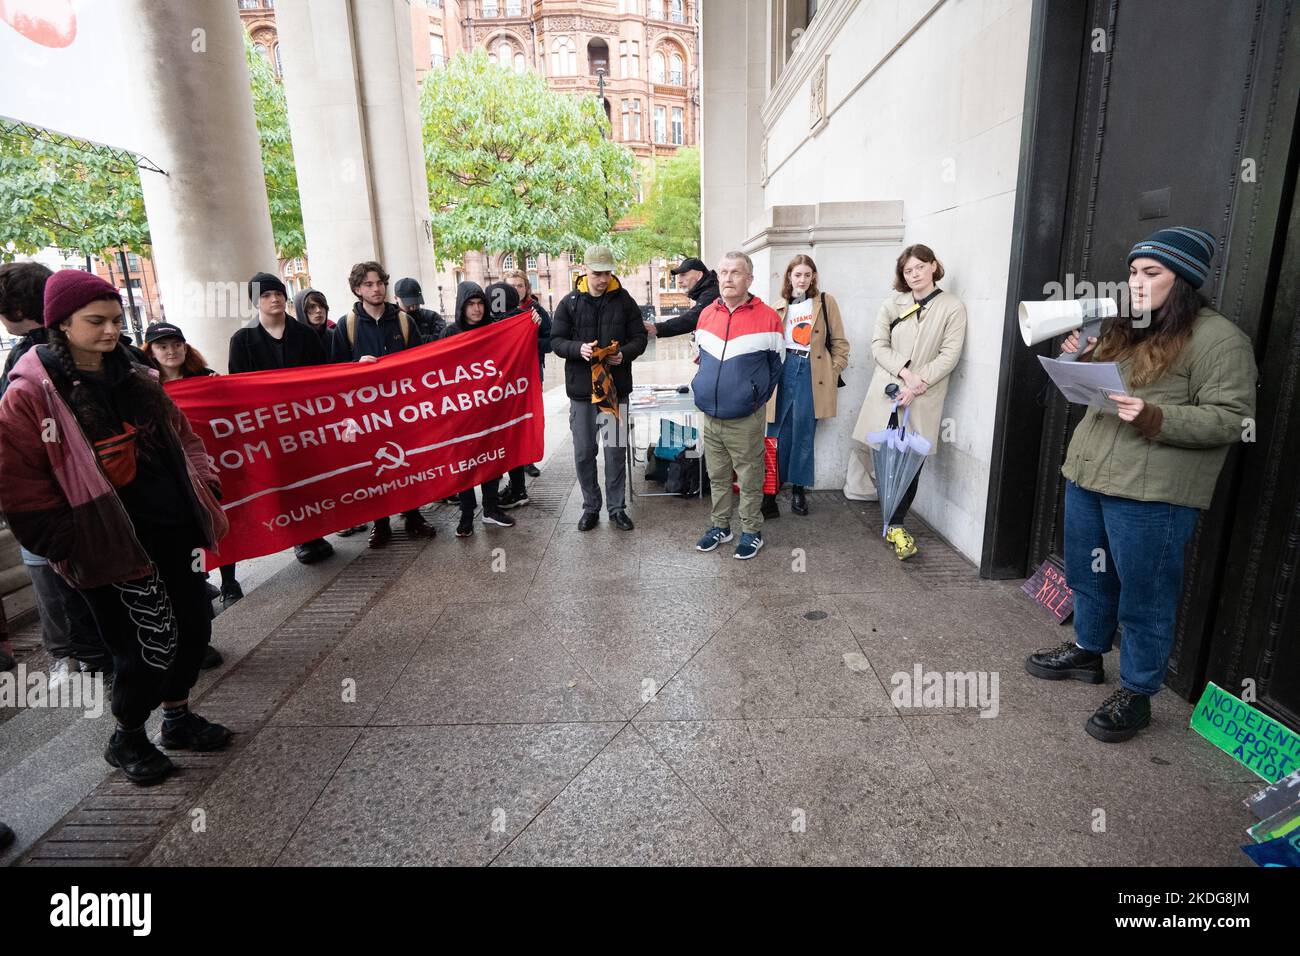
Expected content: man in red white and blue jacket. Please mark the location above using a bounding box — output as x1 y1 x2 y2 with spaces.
690 251 783 560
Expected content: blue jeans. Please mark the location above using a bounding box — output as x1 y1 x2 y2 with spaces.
1063 481 1200 696
766 351 816 487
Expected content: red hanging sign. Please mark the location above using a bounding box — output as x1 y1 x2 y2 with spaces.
165 314 543 566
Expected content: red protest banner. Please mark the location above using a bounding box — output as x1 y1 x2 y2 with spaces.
165 314 544 566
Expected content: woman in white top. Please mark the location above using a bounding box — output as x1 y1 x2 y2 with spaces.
764 255 851 517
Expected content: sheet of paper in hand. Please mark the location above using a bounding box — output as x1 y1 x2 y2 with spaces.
1037 356 1128 405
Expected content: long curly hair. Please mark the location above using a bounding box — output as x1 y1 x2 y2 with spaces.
1092 276 1204 387
45 323 173 455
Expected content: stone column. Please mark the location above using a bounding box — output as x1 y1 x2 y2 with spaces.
744 201 905 488
275 0 437 318
700 0 768 275
123 0 278 372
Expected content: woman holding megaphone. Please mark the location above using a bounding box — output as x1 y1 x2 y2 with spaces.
1025 227 1258 743
846 244 967 559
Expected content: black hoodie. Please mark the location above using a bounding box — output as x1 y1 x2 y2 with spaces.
292 287 334 351
441 281 494 339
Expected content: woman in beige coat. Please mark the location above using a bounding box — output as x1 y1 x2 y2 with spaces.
765 255 851 517
846 244 966 559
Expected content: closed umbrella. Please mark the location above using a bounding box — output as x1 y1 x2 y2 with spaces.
865 386 933 536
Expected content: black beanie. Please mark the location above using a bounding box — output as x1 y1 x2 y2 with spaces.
249 271 288 303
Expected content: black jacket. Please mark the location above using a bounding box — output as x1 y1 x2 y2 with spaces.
328 301 425 362
550 275 647 401
1 326 48 399
654 270 720 338
404 306 445 341
393 277 444 339
524 297 553 373
228 316 327 373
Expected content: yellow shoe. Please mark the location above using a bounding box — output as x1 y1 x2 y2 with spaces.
886 525 917 561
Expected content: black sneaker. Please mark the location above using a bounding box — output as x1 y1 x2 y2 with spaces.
1085 688 1151 743
159 711 232 752
456 514 475 537
1024 640 1104 684
499 488 530 510
482 509 516 528
524 464 541 478
104 729 174 784
200 644 223 670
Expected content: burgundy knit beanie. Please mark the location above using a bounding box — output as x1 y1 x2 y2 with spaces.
44 269 120 328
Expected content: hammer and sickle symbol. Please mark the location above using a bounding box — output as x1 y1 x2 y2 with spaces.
373 442 410 475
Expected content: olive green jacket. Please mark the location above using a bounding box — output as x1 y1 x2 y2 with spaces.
1061 307 1257 509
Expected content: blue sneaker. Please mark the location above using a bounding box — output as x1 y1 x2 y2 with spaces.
696 526 734 552
733 532 764 560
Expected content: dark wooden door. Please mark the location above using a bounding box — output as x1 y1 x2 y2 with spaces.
983 0 1300 711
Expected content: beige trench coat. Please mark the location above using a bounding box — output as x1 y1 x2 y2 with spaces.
766 292 852 422
846 290 967 496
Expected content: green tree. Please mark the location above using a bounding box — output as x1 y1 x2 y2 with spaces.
0 32 304 262
622 146 701 269
0 128 149 261
420 51 638 267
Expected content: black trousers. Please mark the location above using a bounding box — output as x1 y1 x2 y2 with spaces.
373 511 423 529
892 465 924 526
501 466 526 497
79 530 211 730
459 482 500 516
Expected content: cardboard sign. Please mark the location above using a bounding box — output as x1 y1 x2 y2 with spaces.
1190 682 1300 783
1021 557 1074 622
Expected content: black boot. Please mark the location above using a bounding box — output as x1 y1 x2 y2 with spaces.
200 644 223 670
761 493 780 519
1025 640 1104 684
368 519 393 549
791 486 809 516
104 729 174 784
159 709 232 752
1085 688 1151 742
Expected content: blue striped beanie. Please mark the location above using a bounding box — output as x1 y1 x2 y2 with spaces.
1126 226 1216 289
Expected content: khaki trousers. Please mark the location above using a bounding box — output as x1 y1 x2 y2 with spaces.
701 406 767 535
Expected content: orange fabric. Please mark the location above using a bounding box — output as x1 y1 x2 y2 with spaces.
590 340 622 418
92 422 139 488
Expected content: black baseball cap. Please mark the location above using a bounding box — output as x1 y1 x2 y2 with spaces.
144 322 185 344
671 257 707 276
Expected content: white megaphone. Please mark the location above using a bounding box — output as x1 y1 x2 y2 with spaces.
1018 297 1118 362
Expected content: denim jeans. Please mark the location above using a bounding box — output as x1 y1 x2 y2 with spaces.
1063 481 1200 696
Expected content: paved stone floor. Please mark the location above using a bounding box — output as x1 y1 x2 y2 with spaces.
1 341 1264 866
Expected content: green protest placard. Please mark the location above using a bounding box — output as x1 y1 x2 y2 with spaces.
1190 682 1300 783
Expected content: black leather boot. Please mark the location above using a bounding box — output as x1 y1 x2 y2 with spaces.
104 729 174 784
761 493 780 519
1086 688 1151 742
1024 640 1104 684
791 486 809 516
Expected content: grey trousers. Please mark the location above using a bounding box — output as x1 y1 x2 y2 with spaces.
569 399 628 515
